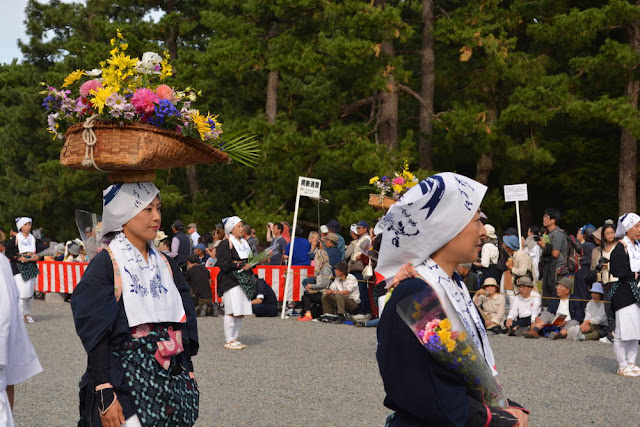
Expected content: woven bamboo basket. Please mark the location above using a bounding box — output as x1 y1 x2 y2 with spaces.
60 121 230 183
368 193 396 210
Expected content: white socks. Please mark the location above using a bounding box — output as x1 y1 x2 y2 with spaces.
19 297 33 316
614 337 638 368
224 316 244 343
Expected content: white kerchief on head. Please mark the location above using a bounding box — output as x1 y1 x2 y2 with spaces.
376 172 487 279
223 216 242 235
615 213 640 238
101 183 159 236
15 217 32 232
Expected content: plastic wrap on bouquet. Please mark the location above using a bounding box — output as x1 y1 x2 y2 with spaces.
396 285 508 409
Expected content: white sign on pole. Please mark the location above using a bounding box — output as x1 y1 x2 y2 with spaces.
503 184 528 202
281 176 322 319
299 177 321 199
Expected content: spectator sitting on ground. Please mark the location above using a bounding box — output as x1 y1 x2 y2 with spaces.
283 225 311 266
569 282 608 341
456 263 479 292
523 276 585 339
193 243 210 266
298 249 333 321
251 279 278 317
502 234 533 306
184 254 214 317
307 231 320 260
472 277 506 334
243 225 258 255
506 277 541 336
53 243 65 261
321 261 360 323
346 220 372 315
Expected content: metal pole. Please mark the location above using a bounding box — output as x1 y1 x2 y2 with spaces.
281 178 302 319
515 200 522 250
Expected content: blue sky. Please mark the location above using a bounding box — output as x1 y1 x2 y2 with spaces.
1 0 30 64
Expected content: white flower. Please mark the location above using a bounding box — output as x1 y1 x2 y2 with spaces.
135 52 162 74
85 69 102 77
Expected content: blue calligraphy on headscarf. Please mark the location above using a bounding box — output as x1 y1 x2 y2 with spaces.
103 183 123 206
419 175 445 220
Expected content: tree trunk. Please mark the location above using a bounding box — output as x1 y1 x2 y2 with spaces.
165 0 178 61
374 0 398 149
265 70 278 124
418 0 435 170
619 23 640 214
475 152 493 185
185 166 200 197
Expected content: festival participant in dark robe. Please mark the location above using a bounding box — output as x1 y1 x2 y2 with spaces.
376 172 529 426
608 213 640 377
216 216 255 350
71 182 199 427
5 217 44 323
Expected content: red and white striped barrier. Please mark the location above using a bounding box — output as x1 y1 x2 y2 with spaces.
36 261 314 302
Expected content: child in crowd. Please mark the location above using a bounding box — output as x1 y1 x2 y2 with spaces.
568 282 608 341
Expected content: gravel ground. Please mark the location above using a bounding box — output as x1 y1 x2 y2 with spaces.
11 300 640 426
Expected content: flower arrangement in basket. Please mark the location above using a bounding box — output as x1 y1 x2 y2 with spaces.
368 160 419 210
42 30 259 182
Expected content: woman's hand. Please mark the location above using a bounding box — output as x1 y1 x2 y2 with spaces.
386 262 418 289
242 263 252 271
98 396 125 427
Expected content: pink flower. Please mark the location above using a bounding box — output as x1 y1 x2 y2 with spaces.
131 88 160 114
155 84 174 100
79 79 103 97
392 177 405 186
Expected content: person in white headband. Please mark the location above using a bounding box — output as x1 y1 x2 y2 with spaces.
608 213 640 377
4 217 43 323
217 216 254 350
375 172 529 426
71 182 199 426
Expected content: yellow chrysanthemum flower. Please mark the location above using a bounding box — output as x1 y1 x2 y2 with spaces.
459 331 467 340
369 176 379 185
108 53 138 70
190 111 211 140
62 69 85 88
89 86 115 114
437 329 451 343
160 51 173 81
392 184 403 194
445 339 456 352
440 318 452 330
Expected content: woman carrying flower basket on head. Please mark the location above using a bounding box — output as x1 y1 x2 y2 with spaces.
71 183 199 426
375 173 529 426
5 217 44 323
216 216 255 350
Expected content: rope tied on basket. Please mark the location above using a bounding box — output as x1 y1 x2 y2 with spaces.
81 114 108 172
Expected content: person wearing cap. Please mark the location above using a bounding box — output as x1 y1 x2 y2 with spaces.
326 219 345 260
4 217 44 323
323 233 342 269
217 216 255 350
473 277 506 334
319 224 329 240
568 282 608 341
321 261 360 322
538 208 568 306
506 276 541 336
166 219 192 270
376 172 529 426
193 243 210 266
71 182 199 426
523 276 585 340
502 234 533 306
607 213 640 376
186 223 200 247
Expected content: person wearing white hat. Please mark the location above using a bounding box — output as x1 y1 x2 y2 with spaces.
4 217 44 323
71 182 199 426
568 282 608 341
376 172 528 426
473 277 506 334
216 216 255 350
607 213 640 377
474 223 500 285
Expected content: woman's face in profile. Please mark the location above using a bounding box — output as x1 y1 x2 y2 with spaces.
443 212 486 263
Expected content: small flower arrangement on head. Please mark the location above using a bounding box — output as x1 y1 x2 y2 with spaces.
40 30 263 166
369 160 419 201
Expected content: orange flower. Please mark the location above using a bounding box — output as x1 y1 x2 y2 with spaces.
156 84 174 100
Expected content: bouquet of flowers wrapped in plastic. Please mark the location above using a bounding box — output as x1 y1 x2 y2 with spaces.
396 284 508 409
369 160 419 201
